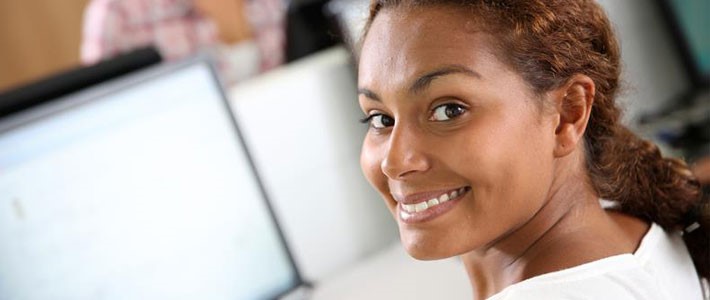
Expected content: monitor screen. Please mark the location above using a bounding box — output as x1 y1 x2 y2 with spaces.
663 0 710 86
0 59 300 299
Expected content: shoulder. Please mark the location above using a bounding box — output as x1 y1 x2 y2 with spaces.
633 223 704 299
488 223 705 300
488 254 665 300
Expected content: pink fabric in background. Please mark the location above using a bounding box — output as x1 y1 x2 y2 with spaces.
81 0 285 78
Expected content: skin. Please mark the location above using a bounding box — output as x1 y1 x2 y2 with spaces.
357 7 649 299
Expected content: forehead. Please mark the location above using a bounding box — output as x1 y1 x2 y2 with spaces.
358 6 501 90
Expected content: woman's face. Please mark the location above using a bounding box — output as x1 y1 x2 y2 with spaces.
358 7 559 259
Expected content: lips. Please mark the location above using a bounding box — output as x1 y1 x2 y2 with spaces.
393 186 471 223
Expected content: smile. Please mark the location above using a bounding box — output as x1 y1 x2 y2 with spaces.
401 187 468 213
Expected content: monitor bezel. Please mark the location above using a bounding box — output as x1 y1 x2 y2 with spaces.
0 47 162 119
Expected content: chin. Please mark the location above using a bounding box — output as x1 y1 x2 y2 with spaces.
399 231 457 261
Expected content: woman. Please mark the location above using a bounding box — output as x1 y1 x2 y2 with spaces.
356 0 709 299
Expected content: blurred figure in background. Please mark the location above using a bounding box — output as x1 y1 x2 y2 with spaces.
80 0 285 84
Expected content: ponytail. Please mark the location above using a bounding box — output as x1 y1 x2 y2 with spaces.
585 117 710 278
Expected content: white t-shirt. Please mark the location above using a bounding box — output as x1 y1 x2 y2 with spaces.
488 223 706 300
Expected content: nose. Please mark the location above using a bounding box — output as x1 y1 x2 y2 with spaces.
381 124 431 179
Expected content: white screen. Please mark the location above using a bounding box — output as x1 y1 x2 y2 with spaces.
0 62 297 300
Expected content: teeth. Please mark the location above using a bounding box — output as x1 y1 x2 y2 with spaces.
403 204 416 213
400 210 411 220
439 193 449 203
400 187 468 214
414 202 428 212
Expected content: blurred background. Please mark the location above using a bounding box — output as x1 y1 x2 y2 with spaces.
0 0 708 299
0 0 707 151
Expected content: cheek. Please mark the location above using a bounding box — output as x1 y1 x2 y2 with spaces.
454 112 554 213
360 137 389 197
483 117 554 210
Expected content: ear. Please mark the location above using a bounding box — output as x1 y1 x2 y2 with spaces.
552 74 595 158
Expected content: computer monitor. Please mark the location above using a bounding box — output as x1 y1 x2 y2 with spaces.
0 56 303 299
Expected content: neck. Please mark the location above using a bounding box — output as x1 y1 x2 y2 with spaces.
461 156 637 299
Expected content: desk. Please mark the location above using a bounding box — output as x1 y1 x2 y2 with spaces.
311 242 472 299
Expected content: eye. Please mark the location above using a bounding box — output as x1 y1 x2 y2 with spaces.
430 103 467 121
360 114 395 129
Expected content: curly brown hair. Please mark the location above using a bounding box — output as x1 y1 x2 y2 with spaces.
361 0 710 279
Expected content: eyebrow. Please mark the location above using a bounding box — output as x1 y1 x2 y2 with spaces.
410 64 482 94
357 88 381 101
358 64 482 101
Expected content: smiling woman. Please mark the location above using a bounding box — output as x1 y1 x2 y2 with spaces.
356 1 709 299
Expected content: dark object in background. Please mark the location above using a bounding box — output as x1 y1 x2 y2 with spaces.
0 47 162 118
665 118 710 161
285 0 343 62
